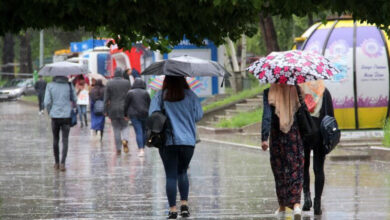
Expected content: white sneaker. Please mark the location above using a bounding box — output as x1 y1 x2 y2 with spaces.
274 209 286 219
293 206 302 220
137 150 145 157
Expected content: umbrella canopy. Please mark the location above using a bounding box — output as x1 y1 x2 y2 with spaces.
148 76 203 91
247 50 340 85
39 61 90 76
88 73 108 85
141 55 231 77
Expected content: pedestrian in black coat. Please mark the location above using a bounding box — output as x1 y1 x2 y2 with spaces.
34 76 47 114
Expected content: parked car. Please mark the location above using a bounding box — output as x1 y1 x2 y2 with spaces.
0 78 36 100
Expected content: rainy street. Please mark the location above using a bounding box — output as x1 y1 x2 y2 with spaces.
0 102 390 220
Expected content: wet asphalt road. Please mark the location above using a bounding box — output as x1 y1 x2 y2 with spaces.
0 101 390 220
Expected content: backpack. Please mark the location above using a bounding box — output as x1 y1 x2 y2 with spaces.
320 115 340 154
145 91 172 148
93 100 105 116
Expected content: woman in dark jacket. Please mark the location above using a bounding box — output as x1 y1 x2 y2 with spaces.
124 78 151 157
90 79 105 141
261 84 304 219
299 81 334 216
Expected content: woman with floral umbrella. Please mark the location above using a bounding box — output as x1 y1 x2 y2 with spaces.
247 50 338 219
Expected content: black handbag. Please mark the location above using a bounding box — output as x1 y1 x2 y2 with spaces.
145 91 173 148
295 85 319 141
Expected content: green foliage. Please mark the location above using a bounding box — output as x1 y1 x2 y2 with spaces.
216 108 263 128
383 119 390 147
1 0 389 52
21 95 38 103
203 85 266 112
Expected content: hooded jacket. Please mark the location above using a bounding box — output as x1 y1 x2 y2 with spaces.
104 68 131 118
44 76 77 118
124 78 151 118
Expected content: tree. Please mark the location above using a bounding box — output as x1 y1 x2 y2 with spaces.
19 32 33 73
1 33 15 77
1 0 389 52
258 13 280 54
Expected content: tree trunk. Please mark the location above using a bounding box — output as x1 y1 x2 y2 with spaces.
240 34 247 78
259 13 280 54
308 13 314 26
2 33 15 78
225 38 242 93
19 32 33 73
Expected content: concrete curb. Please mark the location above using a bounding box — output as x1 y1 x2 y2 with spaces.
198 126 243 134
201 138 260 150
369 146 390 161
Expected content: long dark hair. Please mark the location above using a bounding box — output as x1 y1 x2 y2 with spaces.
162 76 189 102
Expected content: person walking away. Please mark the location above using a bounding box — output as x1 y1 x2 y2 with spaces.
300 81 334 215
76 80 89 128
90 79 106 141
104 68 131 155
261 84 304 219
124 78 150 157
34 76 47 115
149 76 203 219
123 68 141 86
44 76 77 172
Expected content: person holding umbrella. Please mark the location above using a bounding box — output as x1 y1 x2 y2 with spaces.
40 61 87 172
249 50 339 219
143 55 228 219
149 76 203 219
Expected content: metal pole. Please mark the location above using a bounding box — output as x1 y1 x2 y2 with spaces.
39 30 44 67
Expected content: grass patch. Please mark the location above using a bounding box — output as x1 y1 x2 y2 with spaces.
383 119 390 147
21 95 38 103
216 108 263 128
203 85 266 112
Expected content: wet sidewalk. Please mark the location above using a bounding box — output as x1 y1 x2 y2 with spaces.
0 102 390 219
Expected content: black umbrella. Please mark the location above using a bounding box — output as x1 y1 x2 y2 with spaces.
141 55 231 77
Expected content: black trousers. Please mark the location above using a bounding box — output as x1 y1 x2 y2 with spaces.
303 138 326 199
38 93 45 111
51 118 71 164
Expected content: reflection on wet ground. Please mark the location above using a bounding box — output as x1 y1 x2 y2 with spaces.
0 102 389 219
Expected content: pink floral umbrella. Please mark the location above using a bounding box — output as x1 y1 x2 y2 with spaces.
247 50 339 85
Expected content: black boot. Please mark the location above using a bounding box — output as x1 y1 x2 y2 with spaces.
314 197 322 215
302 192 312 211
84 115 88 127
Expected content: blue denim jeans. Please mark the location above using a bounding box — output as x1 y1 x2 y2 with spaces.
77 105 87 124
130 117 146 149
159 145 194 207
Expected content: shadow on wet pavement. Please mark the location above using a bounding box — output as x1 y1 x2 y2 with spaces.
0 102 389 219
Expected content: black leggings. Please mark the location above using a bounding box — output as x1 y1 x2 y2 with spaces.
159 145 194 207
51 118 71 164
303 140 326 199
